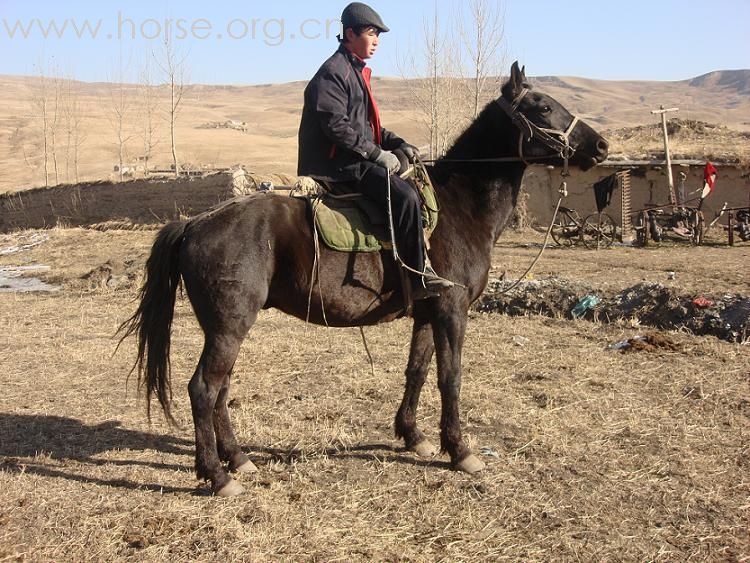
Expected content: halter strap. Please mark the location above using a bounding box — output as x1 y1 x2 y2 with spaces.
494 88 581 175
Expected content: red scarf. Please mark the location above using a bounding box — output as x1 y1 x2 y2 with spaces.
347 48 382 146
360 65 382 145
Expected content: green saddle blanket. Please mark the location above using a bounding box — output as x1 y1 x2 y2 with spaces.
312 176 439 253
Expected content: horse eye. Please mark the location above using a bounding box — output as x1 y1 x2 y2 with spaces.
541 106 552 114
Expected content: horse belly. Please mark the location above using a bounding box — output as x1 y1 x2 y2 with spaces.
267 246 406 327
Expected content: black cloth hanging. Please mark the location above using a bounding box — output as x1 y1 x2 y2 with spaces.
593 173 617 213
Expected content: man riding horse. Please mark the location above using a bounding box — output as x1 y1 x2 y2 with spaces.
297 2 452 299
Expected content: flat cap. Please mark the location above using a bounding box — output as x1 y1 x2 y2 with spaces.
341 2 389 33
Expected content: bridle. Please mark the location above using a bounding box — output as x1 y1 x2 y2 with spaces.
493 87 580 176
415 86 585 295
422 86 582 176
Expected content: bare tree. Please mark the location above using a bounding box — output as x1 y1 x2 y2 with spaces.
398 5 466 159
459 0 507 119
48 70 63 185
107 53 135 182
69 81 86 183
137 59 160 177
397 2 507 157
26 60 65 187
30 61 51 186
155 36 188 179
60 72 86 183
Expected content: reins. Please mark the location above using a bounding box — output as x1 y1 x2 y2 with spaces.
420 87 581 294
385 171 466 289
307 87 581 366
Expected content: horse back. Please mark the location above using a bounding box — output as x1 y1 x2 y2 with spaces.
180 194 407 328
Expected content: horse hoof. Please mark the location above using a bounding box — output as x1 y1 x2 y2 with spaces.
235 460 258 473
411 439 438 458
215 479 244 497
455 454 485 474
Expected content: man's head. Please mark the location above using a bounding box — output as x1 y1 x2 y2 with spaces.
340 2 388 60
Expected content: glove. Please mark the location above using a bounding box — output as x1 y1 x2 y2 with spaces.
399 142 421 162
373 149 401 174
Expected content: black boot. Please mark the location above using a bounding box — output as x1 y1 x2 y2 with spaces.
411 265 454 300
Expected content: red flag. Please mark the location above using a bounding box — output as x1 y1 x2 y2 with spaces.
701 161 717 199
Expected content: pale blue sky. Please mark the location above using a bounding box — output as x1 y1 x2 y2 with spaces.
1 0 749 84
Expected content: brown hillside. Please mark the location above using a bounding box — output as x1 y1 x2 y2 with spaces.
1 70 748 193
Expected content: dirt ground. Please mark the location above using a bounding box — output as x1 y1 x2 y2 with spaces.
0 227 748 561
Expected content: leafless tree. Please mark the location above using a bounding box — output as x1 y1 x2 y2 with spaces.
60 72 86 183
398 5 466 159
137 59 160 177
154 36 188 179
48 71 63 185
30 61 52 186
459 0 507 119
107 53 135 182
397 2 507 157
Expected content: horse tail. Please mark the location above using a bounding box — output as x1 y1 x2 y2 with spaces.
117 220 187 424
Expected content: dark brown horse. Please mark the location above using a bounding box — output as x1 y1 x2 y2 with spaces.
119 62 608 496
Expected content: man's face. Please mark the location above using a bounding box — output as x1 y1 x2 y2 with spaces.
345 26 380 59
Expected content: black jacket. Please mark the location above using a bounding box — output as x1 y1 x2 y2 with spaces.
297 45 404 183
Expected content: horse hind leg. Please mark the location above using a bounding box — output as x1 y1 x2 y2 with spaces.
188 335 247 496
395 318 438 458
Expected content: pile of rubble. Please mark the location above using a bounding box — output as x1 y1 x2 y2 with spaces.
603 119 750 164
196 120 248 132
475 277 750 343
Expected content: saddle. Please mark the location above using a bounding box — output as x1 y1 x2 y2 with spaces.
293 161 439 253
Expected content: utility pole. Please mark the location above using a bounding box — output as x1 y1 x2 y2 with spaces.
651 105 679 207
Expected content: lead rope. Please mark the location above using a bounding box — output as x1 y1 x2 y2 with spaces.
357 168 568 374
493 177 568 295
359 327 375 377
306 200 328 327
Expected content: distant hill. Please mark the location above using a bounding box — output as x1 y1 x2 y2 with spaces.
688 69 750 94
1 70 748 192
526 69 750 132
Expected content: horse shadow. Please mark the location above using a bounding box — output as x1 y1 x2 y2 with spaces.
0 413 196 493
0 414 453 493
245 442 453 471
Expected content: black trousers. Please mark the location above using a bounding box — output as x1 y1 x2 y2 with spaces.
356 166 425 275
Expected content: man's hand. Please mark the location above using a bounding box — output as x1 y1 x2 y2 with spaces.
373 149 401 174
399 142 421 162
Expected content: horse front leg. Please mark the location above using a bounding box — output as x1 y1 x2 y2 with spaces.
214 380 257 474
395 317 438 457
432 310 485 474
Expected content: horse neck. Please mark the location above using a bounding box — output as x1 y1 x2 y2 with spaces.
432 106 527 244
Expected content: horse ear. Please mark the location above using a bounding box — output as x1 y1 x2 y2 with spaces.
509 61 524 97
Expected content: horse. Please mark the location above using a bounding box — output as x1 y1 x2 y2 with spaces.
119 62 609 497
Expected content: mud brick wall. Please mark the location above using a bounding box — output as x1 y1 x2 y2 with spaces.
0 174 234 232
523 163 750 225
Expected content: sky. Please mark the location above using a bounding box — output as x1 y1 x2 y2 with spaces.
1 0 749 85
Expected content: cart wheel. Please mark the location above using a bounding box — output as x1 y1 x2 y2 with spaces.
690 210 705 246
582 213 616 249
551 211 580 247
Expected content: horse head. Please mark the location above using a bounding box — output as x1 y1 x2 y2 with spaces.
498 61 609 171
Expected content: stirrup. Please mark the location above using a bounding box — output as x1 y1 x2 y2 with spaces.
411 283 441 300
423 265 454 290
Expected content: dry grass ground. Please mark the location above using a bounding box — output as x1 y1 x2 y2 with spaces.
0 227 748 561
